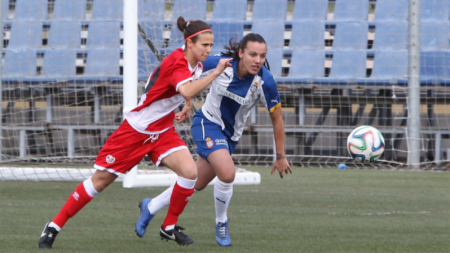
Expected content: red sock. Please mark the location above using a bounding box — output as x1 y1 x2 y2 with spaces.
52 182 93 228
162 182 194 229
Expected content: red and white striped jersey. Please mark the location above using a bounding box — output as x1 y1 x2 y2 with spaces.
124 48 203 134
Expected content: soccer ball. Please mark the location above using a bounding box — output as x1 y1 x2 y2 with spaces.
347 126 385 163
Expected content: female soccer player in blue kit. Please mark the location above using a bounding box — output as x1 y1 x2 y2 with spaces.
135 33 292 247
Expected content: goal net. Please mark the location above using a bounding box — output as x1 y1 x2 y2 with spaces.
1 0 449 185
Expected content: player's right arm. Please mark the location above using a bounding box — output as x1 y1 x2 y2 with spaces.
178 58 232 100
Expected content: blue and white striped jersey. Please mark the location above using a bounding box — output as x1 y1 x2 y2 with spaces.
196 55 281 142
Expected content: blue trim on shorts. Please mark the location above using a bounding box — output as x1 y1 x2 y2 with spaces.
191 113 238 162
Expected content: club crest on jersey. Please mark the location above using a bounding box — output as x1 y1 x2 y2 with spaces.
250 82 258 93
106 154 115 164
205 137 214 149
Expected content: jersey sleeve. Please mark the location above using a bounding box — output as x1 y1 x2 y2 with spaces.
170 58 193 91
202 56 221 72
261 76 281 113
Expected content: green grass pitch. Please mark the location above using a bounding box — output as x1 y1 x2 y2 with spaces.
1 167 449 253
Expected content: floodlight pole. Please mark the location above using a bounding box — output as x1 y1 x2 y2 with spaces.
123 0 138 187
407 0 421 168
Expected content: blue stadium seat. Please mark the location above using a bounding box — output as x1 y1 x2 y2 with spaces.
374 0 409 21
80 49 121 82
420 51 450 86
333 0 369 21
7 21 43 49
251 21 285 49
421 0 450 21
2 49 37 83
212 0 247 21
2 0 9 20
266 49 283 78
168 23 185 50
40 50 77 80
172 0 207 20
138 49 159 81
292 0 328 21
420 22 450 50
52 0 86 20
290 21 325 49
138 0 165 22
285 50 325 83
358 50 408 86
252 0 287 21
372 22 408 51
86 21 121 49
328 50 367 84
13 0 48 20
47 21 82 49
332 22 368 50
210 21 245 50
139 21 166 50
91 0 122 20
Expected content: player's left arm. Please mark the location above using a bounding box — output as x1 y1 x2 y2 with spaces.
269 106 293 178
261 73 292 178
174 99 191 123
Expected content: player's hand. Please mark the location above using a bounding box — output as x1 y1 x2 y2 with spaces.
271 157 292 179
213 58 233 75
175 100 191 123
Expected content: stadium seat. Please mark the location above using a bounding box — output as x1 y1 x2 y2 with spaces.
168 23 185 50
52 0 87 20
332 22 368 50
372 22 408 51
357 50 408 86
290 21 325 49
86 21 121 49
291 0 328 21
420 22 450 50
172 0 207 20
251 21 285 49
2 49 37 82
211 0 247 21
2 0 9 20
333 0 369 21
7 21 43 49
13 0 48 20
47 21 82 49
210 21 245 50
285 50 325 83
374 0 409 21
138 0 165 22
252 0 287 21
40 49 78 81
139 21 166 50
421 0 450 21
266 49 283 78
81 49 121 82
138 49 159 81
420 51 450 86
91 0 122 20
328 50 367 84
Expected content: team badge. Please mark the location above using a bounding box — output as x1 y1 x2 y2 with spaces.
205 137 214 149
250 82 258 93
106 154 115 164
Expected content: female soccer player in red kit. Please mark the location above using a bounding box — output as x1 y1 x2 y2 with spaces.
38 16 232 249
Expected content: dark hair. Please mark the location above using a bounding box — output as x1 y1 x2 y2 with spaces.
176 16 212 44
221 33 270 70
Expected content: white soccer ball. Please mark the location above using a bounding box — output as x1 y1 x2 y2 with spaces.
347 126 385 163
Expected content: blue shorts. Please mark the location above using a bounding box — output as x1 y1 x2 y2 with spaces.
191 115 238 162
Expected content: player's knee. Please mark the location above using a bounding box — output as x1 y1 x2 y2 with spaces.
217 173 235 184
180 165 198 180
